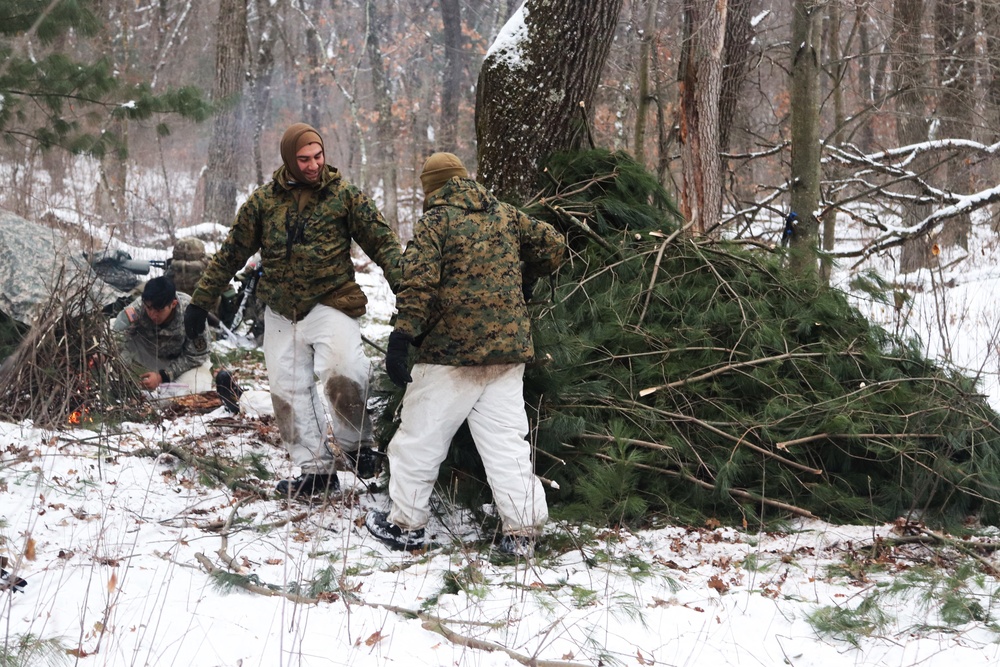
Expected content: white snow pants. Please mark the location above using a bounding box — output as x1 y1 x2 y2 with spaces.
263 304 373 473
387 363 548 536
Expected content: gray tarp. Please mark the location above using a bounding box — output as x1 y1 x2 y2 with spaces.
0 208 119 326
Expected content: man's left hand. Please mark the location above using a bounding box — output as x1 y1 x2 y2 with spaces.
140 372 162 391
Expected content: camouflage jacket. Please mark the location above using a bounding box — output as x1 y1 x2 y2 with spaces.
395 177 566 365
113 293 211 380
192 166 402 321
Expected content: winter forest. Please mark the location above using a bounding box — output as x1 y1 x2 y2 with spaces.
4 0 998 256
7 2 1000 665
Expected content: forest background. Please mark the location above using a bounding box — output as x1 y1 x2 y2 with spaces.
2 0 1000 400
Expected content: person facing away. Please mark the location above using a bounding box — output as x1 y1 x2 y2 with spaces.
365 152 567 557
184 122 403 497
114 276 213 395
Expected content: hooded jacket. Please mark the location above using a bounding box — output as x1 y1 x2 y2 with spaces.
192 165 402 321
394 177 566 365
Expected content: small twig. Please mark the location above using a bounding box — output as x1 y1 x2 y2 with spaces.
638 222 697 325
423 617 589 667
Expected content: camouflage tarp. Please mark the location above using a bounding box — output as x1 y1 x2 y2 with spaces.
0 208 119 326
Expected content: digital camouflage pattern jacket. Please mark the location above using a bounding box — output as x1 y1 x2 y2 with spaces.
113 293 211 380
395 177 566 365
192 165 402 321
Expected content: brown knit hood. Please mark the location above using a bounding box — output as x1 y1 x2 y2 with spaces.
279 123 324 184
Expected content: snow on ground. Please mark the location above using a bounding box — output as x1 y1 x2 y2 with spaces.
4 409 1000 667
5 205 1000 665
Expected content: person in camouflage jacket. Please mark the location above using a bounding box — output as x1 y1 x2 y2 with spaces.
114 276 213 396
366 152 566 556
185 123 403 497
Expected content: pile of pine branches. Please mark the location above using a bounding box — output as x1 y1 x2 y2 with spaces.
519 150 1000 527
0 270 148 427
418 150 1000 529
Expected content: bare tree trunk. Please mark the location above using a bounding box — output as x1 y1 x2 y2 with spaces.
854 0 875 150
986 0 1000 140
934 0 975 250
439 0 463 154
249 0 277 187
202 0 248 227
476 0 625 202
789 0 823 276
679 0 726 234
302 1 322 129
365 0 399 229
821 0 845 284
633 0 658 168
892 0 931 273
95 0 129 231
719 0 753 154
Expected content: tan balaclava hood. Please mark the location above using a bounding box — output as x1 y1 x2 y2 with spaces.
280 123 324 184
420 152 468 197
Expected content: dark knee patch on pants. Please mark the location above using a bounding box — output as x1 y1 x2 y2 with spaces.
325 374 366 430
271 394 298 444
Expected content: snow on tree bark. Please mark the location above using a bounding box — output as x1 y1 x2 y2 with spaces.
476 0 624 203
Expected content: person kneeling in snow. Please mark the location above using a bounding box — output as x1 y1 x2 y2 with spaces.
114 276 215 398
365 152 566 557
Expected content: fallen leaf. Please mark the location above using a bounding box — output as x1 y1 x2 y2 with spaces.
364 631 384 647
707 575 729 594
108 570 118 593
24 537 36 561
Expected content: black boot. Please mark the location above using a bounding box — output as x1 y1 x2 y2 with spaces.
275 473 340 498
215 370 244 413
345 446 382 479
365 510 425 551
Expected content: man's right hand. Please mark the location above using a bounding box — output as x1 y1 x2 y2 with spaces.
385 331 413 387
184 304 209 339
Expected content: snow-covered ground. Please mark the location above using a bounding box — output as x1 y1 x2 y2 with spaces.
4 254 1000 667
5 161 1000 664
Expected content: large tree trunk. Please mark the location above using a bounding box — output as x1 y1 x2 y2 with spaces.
476 0 625 202
365 0 399 229
202 0 248 227
679 0 726 234
788 0 823 276
934 0 975 250
719 0 753 155
892 0 931 273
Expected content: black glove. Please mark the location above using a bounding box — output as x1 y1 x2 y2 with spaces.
184 304 209 340
385 331 413 387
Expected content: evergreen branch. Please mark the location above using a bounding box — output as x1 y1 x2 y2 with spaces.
639 351 827 396
590 452 817 519
776 432 945 450
544 203 615 252
638 222 697 325
579 432 672 451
